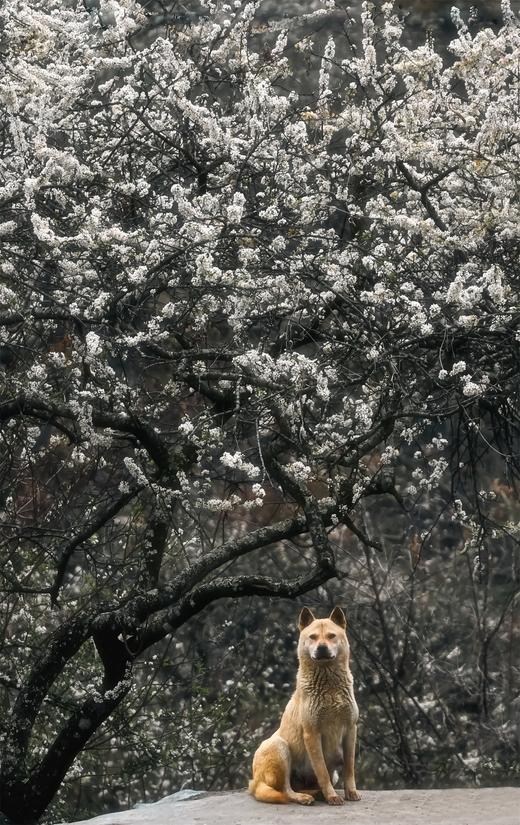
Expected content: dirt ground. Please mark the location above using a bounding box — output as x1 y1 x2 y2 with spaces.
63 787 520 825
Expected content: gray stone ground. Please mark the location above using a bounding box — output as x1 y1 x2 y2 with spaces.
63 787 520 825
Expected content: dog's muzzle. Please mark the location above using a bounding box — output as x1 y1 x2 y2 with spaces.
314 645 333 660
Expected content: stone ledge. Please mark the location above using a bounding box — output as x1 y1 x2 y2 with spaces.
60 787 520 825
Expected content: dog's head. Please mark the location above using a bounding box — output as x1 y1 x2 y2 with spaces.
297 606 349 664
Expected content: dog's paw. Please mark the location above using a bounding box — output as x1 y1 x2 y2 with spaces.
326 793 345 806
345 789 361 801
295 793 315 806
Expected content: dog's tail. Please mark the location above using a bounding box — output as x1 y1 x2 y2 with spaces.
248 779 289 804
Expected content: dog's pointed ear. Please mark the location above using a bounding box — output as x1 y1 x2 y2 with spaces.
299 607 316 630
329 606 347 629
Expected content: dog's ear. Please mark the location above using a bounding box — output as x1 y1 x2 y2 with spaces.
298 607 316 630
329 606 347 629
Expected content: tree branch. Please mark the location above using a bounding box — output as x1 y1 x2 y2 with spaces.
140 564 339 649
0 394 171 474
50 487 143 606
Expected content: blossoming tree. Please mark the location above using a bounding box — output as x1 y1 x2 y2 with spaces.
0 0 519 820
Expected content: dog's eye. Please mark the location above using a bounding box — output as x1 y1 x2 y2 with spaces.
309 634 318 640
327 633 336 640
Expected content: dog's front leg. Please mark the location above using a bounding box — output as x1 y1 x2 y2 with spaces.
342 724 361 801
303 727 344 805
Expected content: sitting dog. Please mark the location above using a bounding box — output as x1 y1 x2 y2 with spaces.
249 606 361 806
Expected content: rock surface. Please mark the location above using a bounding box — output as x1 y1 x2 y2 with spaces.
61 787 520 825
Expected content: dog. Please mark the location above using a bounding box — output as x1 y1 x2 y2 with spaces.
249 606 361 806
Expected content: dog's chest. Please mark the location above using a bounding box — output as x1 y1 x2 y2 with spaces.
298 667 359 728
312 688 357 725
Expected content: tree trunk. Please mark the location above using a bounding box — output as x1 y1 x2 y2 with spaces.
0 685 130 824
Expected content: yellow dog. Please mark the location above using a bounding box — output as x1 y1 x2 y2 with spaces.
249 606 361 805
